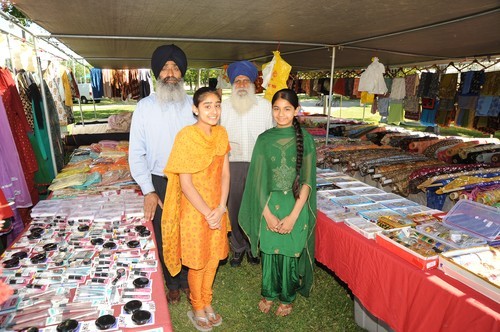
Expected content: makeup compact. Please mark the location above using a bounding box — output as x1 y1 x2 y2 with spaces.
124 300 142 314
77 225 90 232
11 251 28 260
91 238 104 245
95 314 116 330
131 310 151 325
43 243 58 251
132 277 149 288
134 225 146 233
30 253 47 264
56 319 79 332
127 240 140 248
138 229 151 237
103 242 117 250
2 257 20 269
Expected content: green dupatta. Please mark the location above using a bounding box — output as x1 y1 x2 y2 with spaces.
239 126 317 296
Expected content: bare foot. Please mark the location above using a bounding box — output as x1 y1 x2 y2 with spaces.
275 303 293 317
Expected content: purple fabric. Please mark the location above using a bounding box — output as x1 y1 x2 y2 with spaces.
0 97 32 208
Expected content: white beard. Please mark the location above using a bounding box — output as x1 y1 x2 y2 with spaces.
229 84 257 114
156 77 187 104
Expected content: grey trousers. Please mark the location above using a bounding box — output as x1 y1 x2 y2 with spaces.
228 162 252 254
152 174 188 290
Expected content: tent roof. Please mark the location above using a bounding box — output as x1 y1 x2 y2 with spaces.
13 0 500 71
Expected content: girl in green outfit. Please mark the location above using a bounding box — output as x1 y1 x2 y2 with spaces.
238 88 317 317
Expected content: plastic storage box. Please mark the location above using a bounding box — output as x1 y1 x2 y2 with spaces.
443 199 500 245
376 228 450 270
416 221 487 249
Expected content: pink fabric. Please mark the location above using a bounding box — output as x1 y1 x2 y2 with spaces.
0 98 32 208
315 212 500 332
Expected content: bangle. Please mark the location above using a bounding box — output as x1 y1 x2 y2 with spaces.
218 205 226 212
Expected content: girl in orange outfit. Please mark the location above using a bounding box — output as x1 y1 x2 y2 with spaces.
162 87 230 331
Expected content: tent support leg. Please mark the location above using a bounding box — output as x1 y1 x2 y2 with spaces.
325 47 336 145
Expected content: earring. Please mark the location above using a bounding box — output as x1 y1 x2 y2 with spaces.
194 112 199 115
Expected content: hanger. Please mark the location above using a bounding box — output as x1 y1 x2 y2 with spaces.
444 61 461 73
393 67 406 78
484 59 500 70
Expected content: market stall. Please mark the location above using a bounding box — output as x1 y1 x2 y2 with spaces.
314 170 500 331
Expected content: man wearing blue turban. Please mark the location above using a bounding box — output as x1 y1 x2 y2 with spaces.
220 61 274 267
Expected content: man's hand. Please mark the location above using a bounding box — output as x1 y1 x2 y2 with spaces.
144 192 162 221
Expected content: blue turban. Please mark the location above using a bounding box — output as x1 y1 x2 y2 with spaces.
151 44 188 79
227 61 258 84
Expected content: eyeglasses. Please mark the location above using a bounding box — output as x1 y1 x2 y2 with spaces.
233 79 251 85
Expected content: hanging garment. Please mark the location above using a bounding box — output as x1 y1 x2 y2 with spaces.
16 70 35 130
390 77 406 100
435 98 456 126
388 100 404 125
405 74 420 97
420 98 439 126
384 77 393 93
139 69 152 99
481 71 500 96
438 73 458 99
417 72 440 98
358 58 388 94
102 69 113 98
352 78 361 98
459 71 485 96
43 62 73 125
27 82 57 186
333 78 346 96
345 78 355 97
0 98 33 208
378 97 390 116
67 69 80 99
41 80 64 171
0 68 38 203
129 69 140 100
360 91 374 104
403 96 420 121
90 68 104 99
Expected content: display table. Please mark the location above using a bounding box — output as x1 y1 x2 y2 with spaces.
315 211 500 331
1 202 173 331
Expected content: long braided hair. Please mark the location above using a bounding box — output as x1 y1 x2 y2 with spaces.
271 89 303 200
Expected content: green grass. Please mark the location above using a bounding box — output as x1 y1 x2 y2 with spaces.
72 98 136 121
168 261 364 332
73 97 499 138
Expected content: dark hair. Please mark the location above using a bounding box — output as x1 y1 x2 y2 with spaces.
272 88 303 200
193 86 220 108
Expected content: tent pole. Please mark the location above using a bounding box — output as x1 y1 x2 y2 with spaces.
325 47 336 145
33 37 58 177
340 95 342 119
5 33 14 72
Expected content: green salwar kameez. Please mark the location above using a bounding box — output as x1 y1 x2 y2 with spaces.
239 126 317 302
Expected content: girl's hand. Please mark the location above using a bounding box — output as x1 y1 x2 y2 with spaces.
264 214 282 232
205 206 225 230
277 215 296 234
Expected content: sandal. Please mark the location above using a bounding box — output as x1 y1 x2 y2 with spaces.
187 311 212 331
275 303 293 317
258 298 274 314
206 312 222 326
